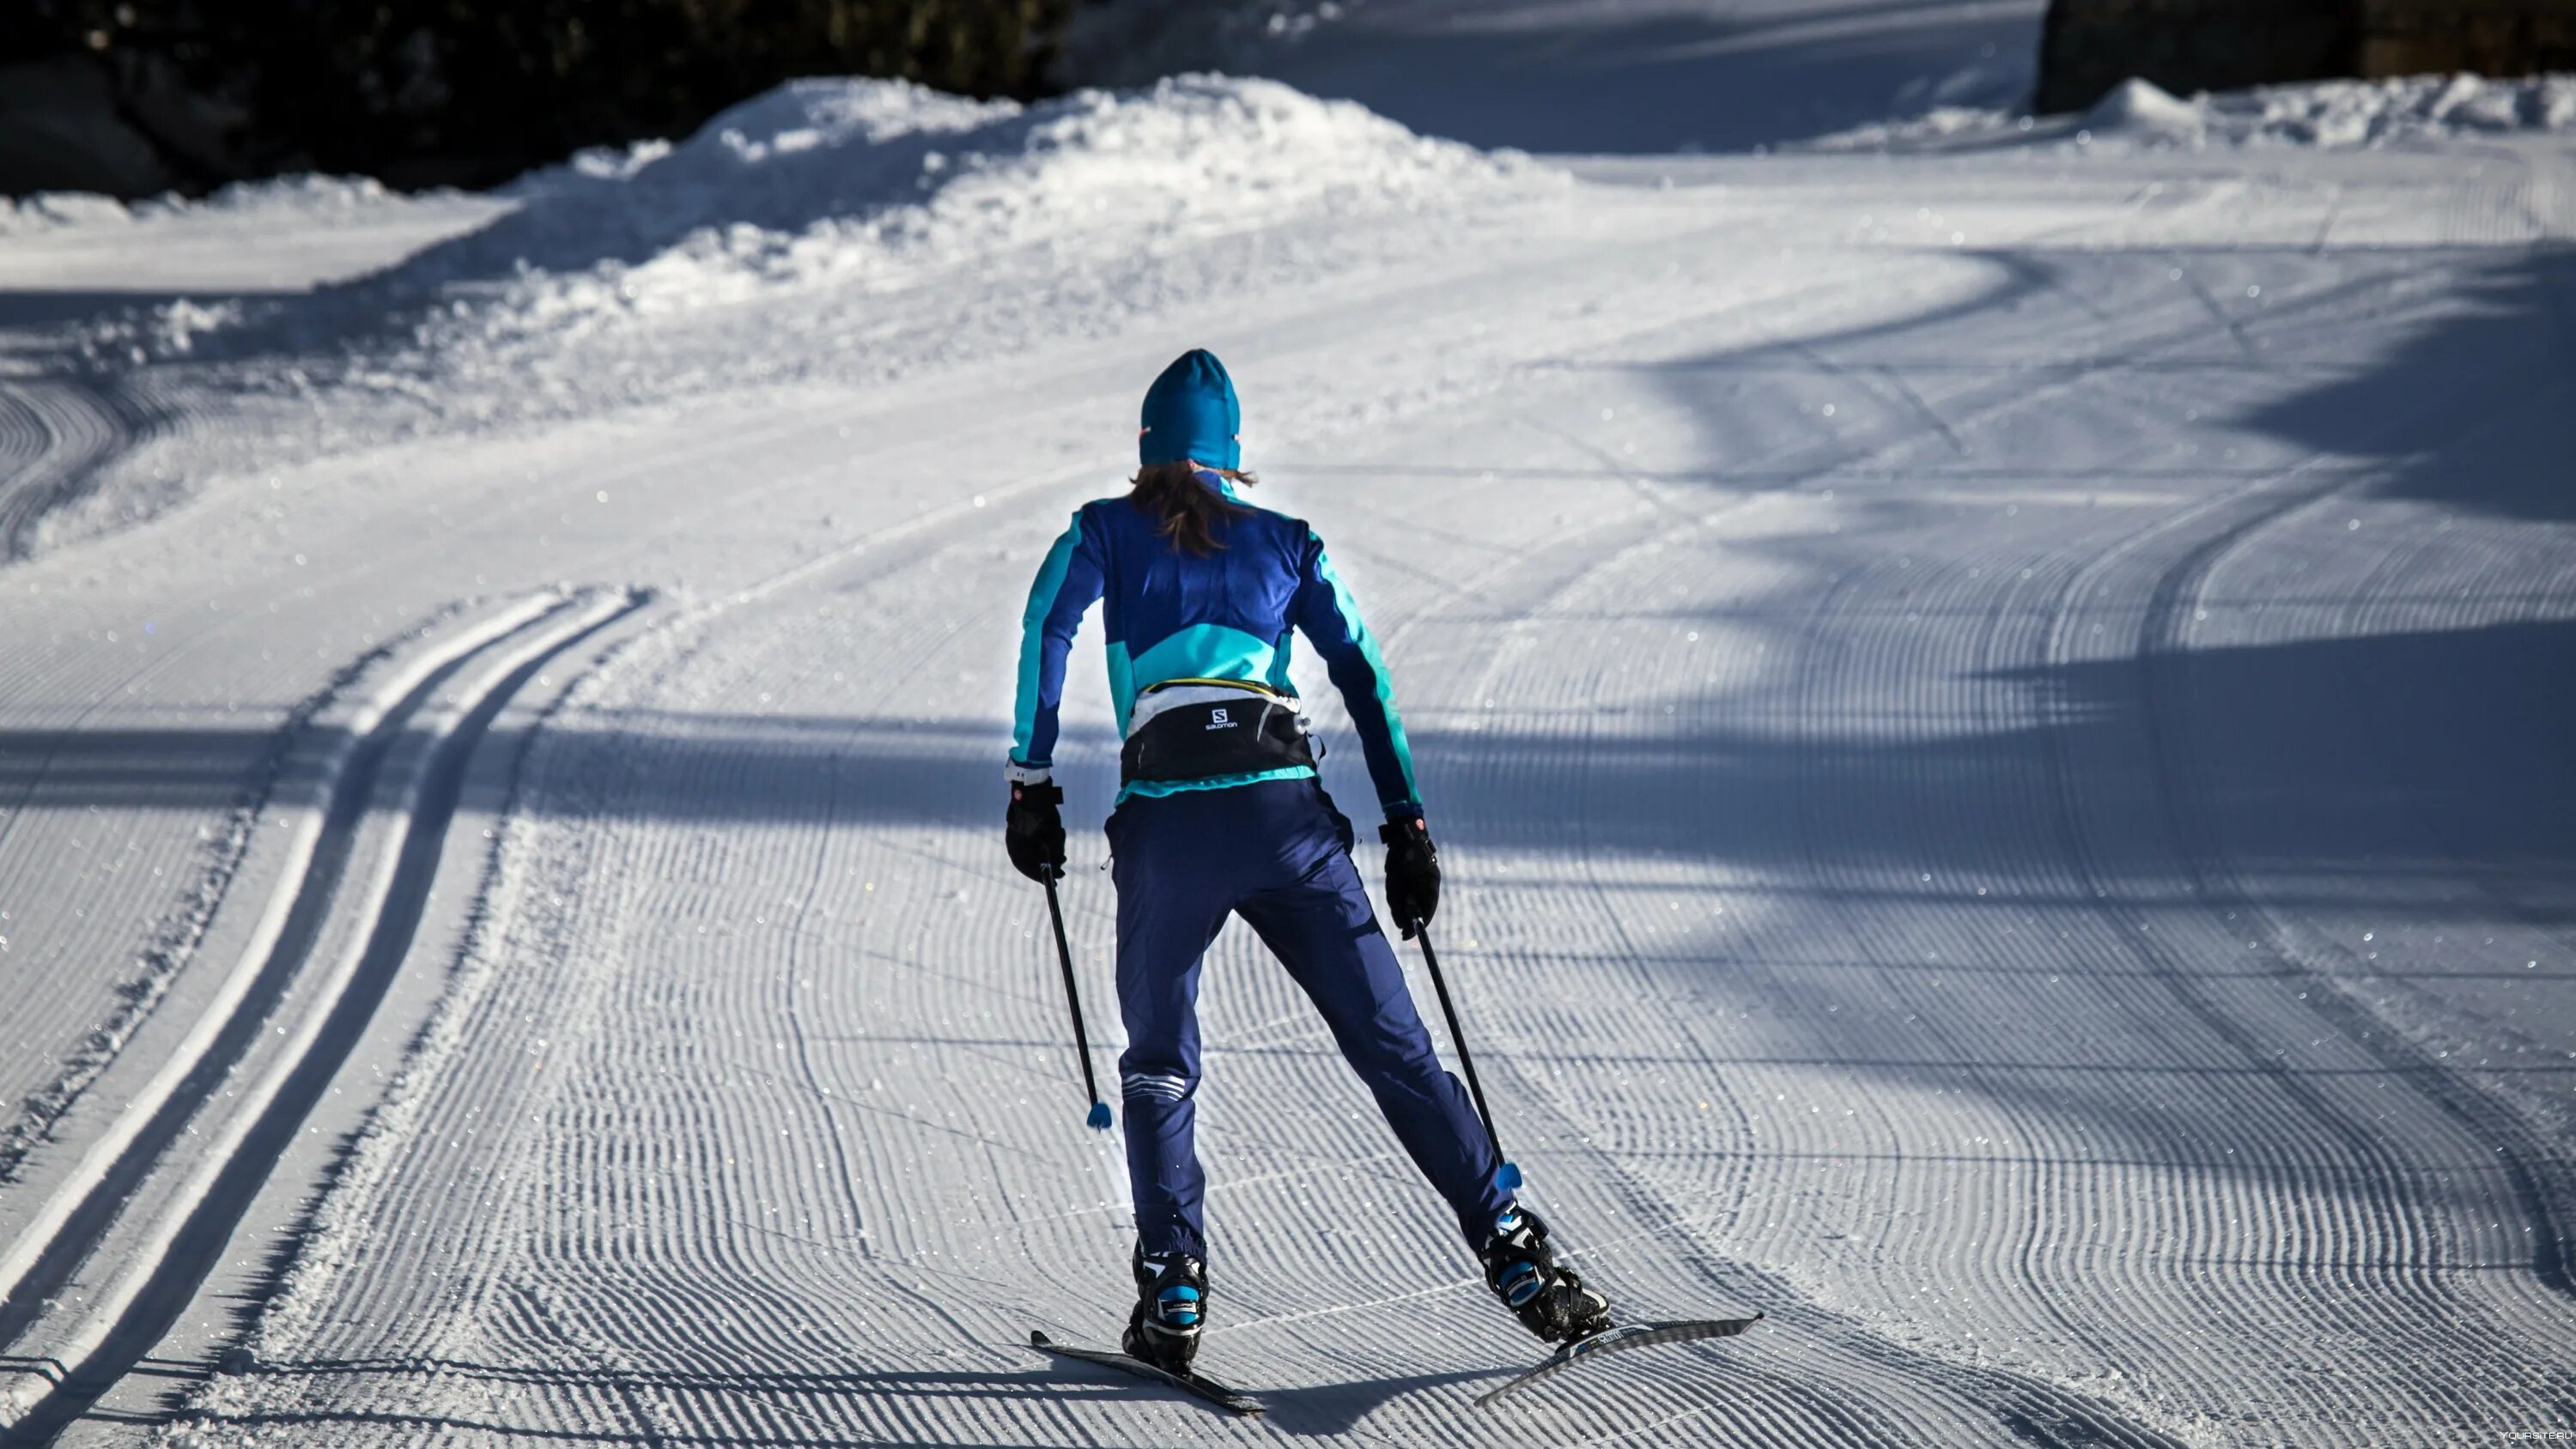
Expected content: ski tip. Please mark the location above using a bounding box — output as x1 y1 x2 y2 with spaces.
1495 1161 1523 1191
1030 1330 1053 1347
1086 1101 1114 1131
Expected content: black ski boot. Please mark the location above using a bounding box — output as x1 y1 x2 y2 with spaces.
1480 1203 1613 1343
1122 1247 1208 1376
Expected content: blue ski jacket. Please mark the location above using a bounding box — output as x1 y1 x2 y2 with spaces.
1009 471 1424 820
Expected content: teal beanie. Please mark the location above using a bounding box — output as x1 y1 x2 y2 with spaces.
1139 349 1241 470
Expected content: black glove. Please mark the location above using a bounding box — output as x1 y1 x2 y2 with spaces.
1006 780 1066 882
1380 816 1440 938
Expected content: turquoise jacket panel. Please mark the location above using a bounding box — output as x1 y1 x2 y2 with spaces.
1010 473 1424 817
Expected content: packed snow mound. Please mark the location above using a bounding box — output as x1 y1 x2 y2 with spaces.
96 73 1552 376
88 71 1556 428
2086 77 2207 143
371 73 1546 316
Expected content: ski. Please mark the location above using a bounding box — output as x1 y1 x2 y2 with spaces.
1476 1315 1765 1408
1025 1330 1268 1416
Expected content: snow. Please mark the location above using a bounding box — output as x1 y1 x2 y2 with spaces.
1823 70 2576 152
0 176 403 238
430 74 1542 317
2200 70 2576 147
0 191 135 235
2086 76 2208 144
3 7 2574 1446
62 74 1552 496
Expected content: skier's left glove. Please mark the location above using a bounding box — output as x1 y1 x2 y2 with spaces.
1380 815 1440 938
1006 780 1066 882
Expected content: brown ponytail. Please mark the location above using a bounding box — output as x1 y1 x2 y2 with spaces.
1129 461 1255 555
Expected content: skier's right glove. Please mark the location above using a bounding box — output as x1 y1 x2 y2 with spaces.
1380 816 1441 938
1006 780 1066 882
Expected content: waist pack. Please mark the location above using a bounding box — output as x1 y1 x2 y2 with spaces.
1121 682 1316 785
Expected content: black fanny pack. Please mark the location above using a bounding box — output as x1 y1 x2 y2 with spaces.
1121 688 1316 785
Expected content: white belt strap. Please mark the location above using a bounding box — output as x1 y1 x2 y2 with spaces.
1127 682 1304 735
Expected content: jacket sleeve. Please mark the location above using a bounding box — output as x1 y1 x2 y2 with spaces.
1009 508 1107 774
1291 529 1425 820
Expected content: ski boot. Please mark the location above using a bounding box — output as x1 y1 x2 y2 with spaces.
1480 1203 1613 1343
1122 1247 1208 1376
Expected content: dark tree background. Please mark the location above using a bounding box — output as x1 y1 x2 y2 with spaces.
1 0 1072 194
2035 0 2576 115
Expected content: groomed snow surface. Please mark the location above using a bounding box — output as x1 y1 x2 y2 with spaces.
3 12 2574 1449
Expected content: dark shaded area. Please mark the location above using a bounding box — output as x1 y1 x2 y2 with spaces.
2363 0 2576 79
2008 617 2576 900
1236 3 2037 155
2245 251 2576 524
119 1360 1521 1445
0 0 1070 198
2035 0 2576 115
2036 0 2355 114
7 610 2569 913
0 290 228 331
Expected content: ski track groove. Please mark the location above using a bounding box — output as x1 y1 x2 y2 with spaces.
2011 277 2576 1434
0 373 161 563
0 588 640 1440
2141 442 2576 1296
0 606 469 1185
0 539 493 1186
0 593 556 1335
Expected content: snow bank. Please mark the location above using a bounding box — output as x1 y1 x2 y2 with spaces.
0 174 400 237
0 191 135 235
1817 70 2576 153
114 72 1543 368
186 173 401 217
2172 71 2576 148
414 73 1534 313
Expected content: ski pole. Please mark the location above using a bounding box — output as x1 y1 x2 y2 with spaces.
1407 921 1523 1192
1043 876 1115 1131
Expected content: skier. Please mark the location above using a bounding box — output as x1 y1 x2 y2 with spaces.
1003 349 1613 1377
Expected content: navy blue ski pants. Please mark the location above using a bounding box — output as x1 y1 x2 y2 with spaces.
1107 779 1509 1262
